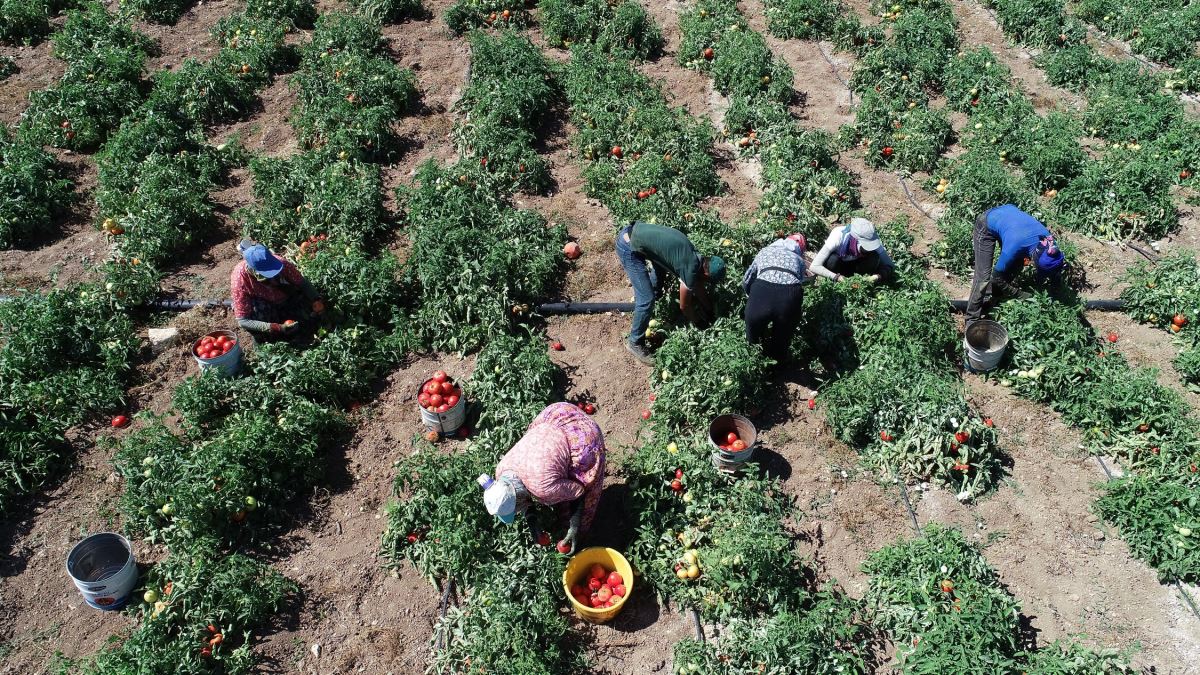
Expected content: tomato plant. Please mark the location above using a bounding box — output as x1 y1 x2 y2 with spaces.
0 126 73 249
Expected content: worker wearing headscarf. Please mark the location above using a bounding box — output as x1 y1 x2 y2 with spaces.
480 402 606 553
230 239 325 338
743 233 811 362
965 205 1064 324
810 217 895 283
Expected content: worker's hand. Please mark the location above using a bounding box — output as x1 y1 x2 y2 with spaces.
867 274 881 283
312 299 326 314
562 525 580 555
281 319 300 334
835 274 847 283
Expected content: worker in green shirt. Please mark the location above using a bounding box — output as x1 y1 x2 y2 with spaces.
615 221 725 364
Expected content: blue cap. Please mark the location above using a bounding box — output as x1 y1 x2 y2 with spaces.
243 244 284 278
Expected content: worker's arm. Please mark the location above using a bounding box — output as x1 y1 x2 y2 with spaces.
874 246 897 280
808 233 842 281
563 498 585 554
679 282 714 326
237 317 290 334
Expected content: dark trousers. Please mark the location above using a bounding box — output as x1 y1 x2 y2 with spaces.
966 210 1024 324
827 252 893 280
745 280 804 362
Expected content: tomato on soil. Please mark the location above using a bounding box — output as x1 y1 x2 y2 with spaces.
1106 331 1119 343
112 415 130 428
641 409 651 420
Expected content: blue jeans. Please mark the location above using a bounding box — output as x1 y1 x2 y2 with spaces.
615 224 664 345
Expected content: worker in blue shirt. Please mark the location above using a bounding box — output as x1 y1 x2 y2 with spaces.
965 204 1064 324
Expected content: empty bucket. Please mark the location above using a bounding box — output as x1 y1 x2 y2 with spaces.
964 320 1009 372
66 533 137 611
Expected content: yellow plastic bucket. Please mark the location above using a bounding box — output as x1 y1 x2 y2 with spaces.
562 547 634 624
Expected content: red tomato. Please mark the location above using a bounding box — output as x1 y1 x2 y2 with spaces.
536 531 551 546
984 418 994 427
1106 331 1119 343
613 584 626 597
557 540 571 554
670 479 682 492
882 146 894 157
435 404 450 413
588 578 602 592
432 370 448 383
583 403 596 415
439 381 454 396
428 393 444 407
596 586 612 602
406 534 418 544
641 409 651 420
200 336 215 345
445 395 459 408
808 399 816 410
571 584 587 597
607 572 623 587
551 341 564 351
731 440 747 451
726 432 738 444
590 564 607 580
675 468 683 479
111 415 130 428
954 431 969 444
590 596 605 608
418 393 430 407
217 335 231 345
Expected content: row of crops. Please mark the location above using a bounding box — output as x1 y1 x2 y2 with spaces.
0 0 1196 672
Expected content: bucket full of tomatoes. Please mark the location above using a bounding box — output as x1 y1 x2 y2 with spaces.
192 330 242 377
708 413 757 474
563 547 633 624
418 370 466 435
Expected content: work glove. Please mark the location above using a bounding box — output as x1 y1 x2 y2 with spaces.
561 525 579 555
867 274 881 283
281 319 300 334
835 274 847 283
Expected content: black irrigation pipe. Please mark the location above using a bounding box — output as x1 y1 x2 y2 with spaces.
689 607 705 642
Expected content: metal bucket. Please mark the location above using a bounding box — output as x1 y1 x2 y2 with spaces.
66 533 137 611
708 413 757 474
418 382 466 435
192 330 242 377
964 320 1009 372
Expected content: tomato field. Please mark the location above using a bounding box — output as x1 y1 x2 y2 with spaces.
2 0 1200 672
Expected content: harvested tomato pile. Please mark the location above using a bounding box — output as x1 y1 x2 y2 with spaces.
193 334 236 360
570 564 626 609
418 369 462 414
716 430 748 453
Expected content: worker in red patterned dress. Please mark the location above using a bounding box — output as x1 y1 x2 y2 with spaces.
230 239 325 340
480 402 607 553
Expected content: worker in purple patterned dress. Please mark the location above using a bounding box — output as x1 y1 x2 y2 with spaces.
480 402 606 553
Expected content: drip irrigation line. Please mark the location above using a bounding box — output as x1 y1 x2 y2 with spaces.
1177 582 1200 619
438 578 456 620
1091 456 1200 623
816 42 853 106
689 608 705 642
897 175 936 222
1125 241 1157 263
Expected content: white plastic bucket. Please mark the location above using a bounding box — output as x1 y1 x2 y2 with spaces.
964 320 1008 372
192 330 242 377
708 413 757 474
66 533 137 611
418 381 466 435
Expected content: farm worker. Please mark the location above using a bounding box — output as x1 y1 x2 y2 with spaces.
809 217 896 284
743 234 811 362
231 239 325 339
480 402 607 554
615 221 726 364
965 204 1064 325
